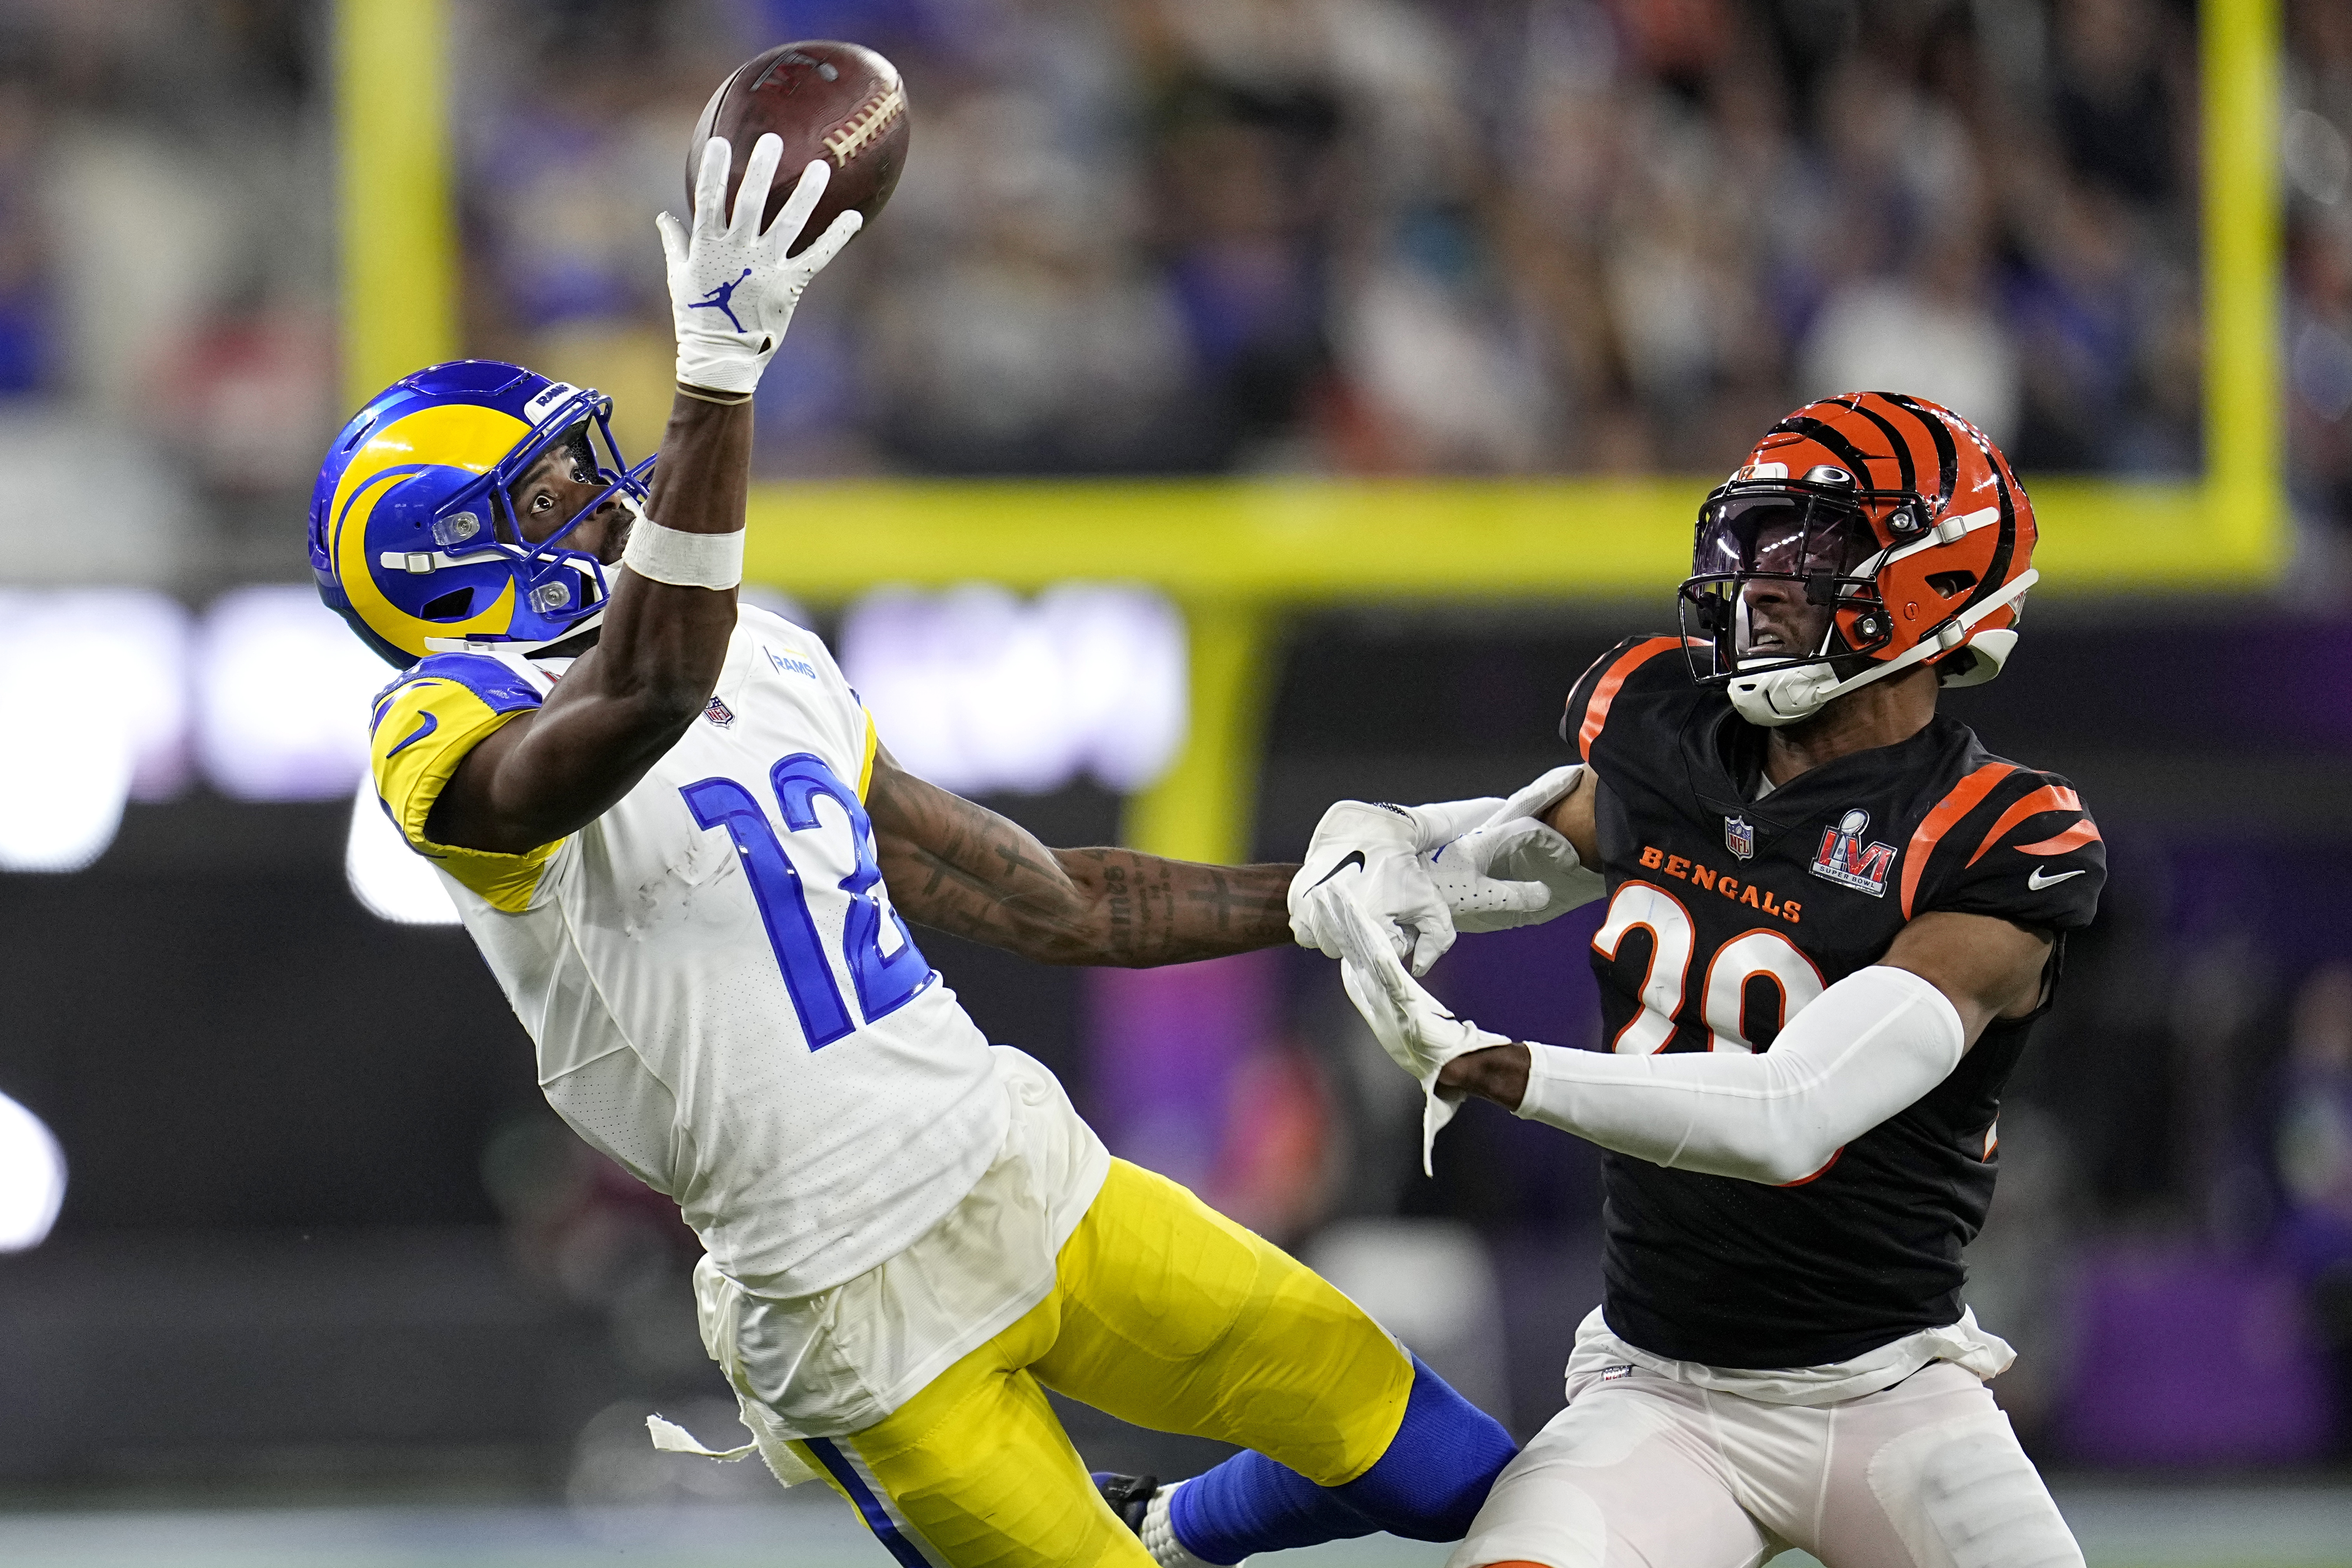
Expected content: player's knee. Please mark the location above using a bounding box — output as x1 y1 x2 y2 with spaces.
1450 1483 1610 1568
1877 1415 2083 1568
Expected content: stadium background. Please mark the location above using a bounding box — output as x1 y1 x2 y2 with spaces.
3 0 2352 1563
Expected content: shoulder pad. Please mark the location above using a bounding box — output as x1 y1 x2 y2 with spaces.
1562 635 1697 762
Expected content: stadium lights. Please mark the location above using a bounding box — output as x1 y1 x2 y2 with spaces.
0 1090 66 1251
327 583 1176 924
0 582 1182 912
344 776 462 925
195 585 396 801
839 584 1186 798
0 590 190 872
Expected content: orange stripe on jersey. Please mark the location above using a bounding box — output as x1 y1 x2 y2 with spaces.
2013 818 2101 857
1966 784 2083 866
1899 762 2015 919
1576 637 1683 761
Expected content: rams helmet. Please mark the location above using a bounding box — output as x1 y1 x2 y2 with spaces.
309 359 654 668
1677 392 2039 727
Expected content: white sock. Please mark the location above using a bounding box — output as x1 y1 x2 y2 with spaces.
1141 1481 1242 1568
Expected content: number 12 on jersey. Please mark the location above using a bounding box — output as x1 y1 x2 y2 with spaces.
681 753 931 1049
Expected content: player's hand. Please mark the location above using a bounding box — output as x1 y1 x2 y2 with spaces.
1312 880 1512 1174
1426 815 1603 933
657 136 862 395
1288 796 1497 975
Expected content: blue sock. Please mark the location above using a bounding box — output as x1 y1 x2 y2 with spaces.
1167 1356 1517 1564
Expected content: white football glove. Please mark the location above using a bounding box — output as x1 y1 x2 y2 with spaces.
1312 881 1512 1175
1291 766 1599 970
1288 795 1500 976
1425 815 1600 932
656 136 862 395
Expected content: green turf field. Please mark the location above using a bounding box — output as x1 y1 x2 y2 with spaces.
1 1486 2347 1568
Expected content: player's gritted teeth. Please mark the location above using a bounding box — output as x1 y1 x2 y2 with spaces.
1739 581 1823 660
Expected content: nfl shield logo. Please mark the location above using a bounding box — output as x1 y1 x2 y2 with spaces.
1724 815 1755 860
703 695 736 727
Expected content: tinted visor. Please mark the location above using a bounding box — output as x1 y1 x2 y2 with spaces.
1692 491 1883 581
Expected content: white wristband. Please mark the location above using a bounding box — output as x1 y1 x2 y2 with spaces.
622 517 745 590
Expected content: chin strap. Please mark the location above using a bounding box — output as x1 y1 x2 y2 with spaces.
423 608 605 658
1727 570 2037 728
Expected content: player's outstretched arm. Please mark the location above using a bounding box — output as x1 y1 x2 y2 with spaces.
1324 871 2054 1182
866 748 1296 966
428 140 860 856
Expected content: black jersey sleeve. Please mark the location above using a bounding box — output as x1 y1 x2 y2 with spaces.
1900 762 2105 931
1560 635 1698 767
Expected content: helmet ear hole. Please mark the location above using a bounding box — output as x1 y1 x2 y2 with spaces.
421 587 476 621
1925 569 1977 597
1939 628 2018 687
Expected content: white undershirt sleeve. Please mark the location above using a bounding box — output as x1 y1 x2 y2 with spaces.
1511 965 1966 1185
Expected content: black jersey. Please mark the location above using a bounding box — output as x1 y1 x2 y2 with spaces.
1559 635 2105 1369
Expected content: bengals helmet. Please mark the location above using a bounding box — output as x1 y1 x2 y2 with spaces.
309 360 654 668
1677 392 2039 727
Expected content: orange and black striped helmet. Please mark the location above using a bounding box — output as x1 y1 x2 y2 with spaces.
1677 392 2040 726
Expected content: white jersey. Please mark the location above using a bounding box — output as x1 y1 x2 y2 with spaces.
367 606 1008 1297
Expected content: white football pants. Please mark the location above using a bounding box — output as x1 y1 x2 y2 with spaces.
1448 1361 2083 1568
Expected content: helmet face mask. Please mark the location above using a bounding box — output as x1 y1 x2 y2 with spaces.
310 360 657 668
1679 480 1914 680
1676 394 2041 727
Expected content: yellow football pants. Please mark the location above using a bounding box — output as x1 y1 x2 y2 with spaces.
784 1157 1415 1568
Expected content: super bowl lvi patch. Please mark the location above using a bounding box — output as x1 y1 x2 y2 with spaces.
1810 809 1896 897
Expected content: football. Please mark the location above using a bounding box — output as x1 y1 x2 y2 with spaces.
686 40 909 255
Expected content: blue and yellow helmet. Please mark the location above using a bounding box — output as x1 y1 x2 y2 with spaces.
308 359 655 668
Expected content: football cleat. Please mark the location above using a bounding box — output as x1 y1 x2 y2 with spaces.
1676 392 2039 727
1093 1473 1234 1567
308 359 656 667
1094 1470 1159 1535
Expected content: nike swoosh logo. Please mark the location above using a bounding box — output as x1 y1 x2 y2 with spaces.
2027 866 2085 890
386 710 439 758
1311 850 1368 889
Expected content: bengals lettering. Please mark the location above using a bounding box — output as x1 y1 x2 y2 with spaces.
1636 844 1802 924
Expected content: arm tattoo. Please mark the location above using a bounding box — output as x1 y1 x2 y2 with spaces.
870 760 1294 967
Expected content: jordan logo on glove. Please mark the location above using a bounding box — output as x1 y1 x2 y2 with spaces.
688 268 755 332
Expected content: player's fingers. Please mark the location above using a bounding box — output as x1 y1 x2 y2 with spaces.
1488 878 1552 913
693 137 733 234
771 158 832 248
1335 896 1421 1012
1327 886 1408 1000
1315 884 1374 971
1337 960 1399 1053
733 133 786 237
1408 920 1457 978
655 211 688 268
793 208 862 273
1298 883 1349 962
1338 954 1417 1069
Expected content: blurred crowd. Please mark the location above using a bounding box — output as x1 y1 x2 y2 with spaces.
0 1 2339 512
453 0 2208 480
